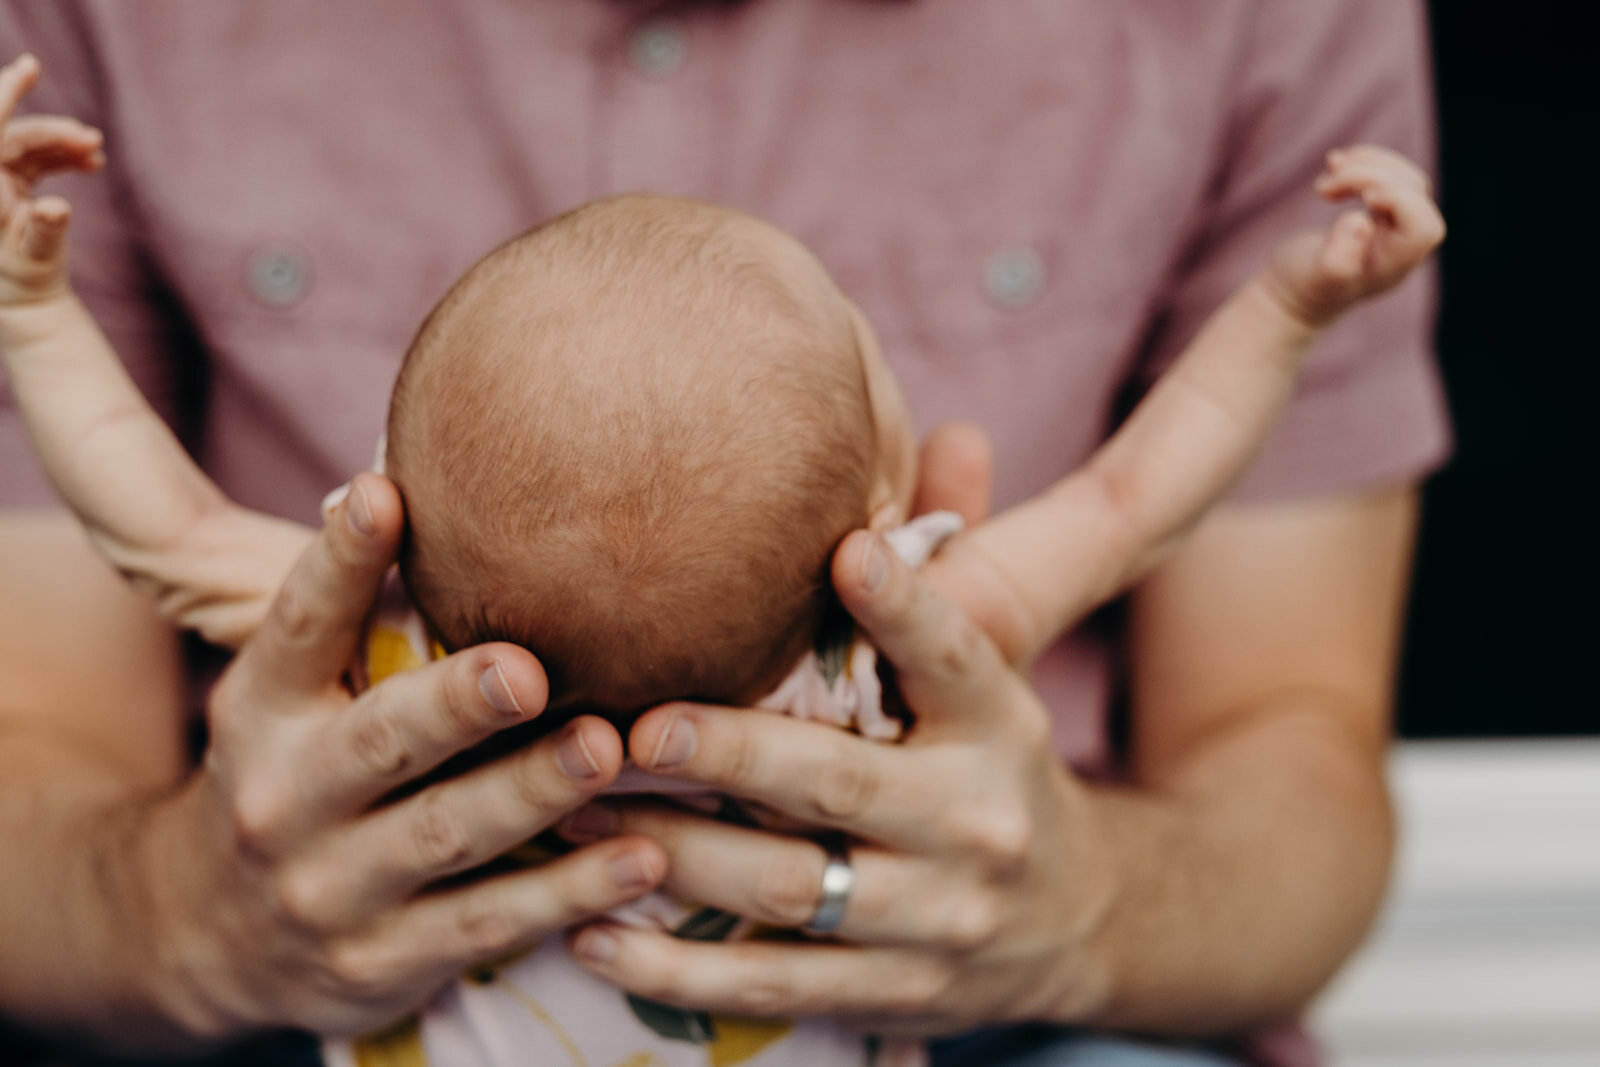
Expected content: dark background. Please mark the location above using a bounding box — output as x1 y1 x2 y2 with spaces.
1398 0 1598 738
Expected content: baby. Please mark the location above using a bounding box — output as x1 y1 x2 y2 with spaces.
0 54 1443 1067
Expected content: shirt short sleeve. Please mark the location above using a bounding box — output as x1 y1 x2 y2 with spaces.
0 1 195 507
1138 0 1451 502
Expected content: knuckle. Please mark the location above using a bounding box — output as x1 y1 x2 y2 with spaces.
508 745 567 819
322 515 371 572
230 784 291 857
810 750 878 821
934 614 987 681
273 865 332 932
1011 708 1051 757
270 583 316 643
944 891 1002 952
410 793 473 873
753 849 826 926
888 961 958 1016
348 711 411 779
978 801 1035 872
948 798 1034 873
454 893 521 957
325 941 390 1000
440 662 494 739
207 673 248 734
730 971 796 1018
717 721 762 793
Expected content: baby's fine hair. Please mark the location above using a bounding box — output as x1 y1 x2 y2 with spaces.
386 196 878 714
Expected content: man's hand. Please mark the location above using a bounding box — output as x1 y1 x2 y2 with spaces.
552 422 1412 1037
560 529 1115 1034
96 474 666 1043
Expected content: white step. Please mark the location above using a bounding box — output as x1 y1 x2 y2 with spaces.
1313 740 1600 1065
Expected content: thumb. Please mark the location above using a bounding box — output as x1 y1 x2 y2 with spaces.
911 421 993 526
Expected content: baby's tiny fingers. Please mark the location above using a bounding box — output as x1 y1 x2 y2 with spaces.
0 54 41 125
1315 163 1396 203
1356 184 1446 251
1317 210 1375 284
1326 145 1432 194
1317 166 1443 240
21 196 68 262
0 115 105 181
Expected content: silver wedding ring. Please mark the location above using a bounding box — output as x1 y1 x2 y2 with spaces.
804 846 856 934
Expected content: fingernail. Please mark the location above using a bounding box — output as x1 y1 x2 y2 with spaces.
346 479 375 538
558 726 601 779
560 804 619 841
478 659 524 719
861 537 889 594
647 717 696 770
575 928 618 964
609 850 657 890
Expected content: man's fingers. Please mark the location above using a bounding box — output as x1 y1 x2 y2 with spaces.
570 923 939 1022
356 838 666 981
563 800 988 948
294 714 626 919
628 701 959 848
0 54 40 127
911 421 993 526
299 643 550 817
237 471 403 699
833 529 1023 737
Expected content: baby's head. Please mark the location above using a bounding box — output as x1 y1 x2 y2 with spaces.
386 196 916 718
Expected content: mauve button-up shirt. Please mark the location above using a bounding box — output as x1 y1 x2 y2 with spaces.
0 8 1446 1056
0 0 1448 765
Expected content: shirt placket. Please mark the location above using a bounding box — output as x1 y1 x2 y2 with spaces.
597 11 720 199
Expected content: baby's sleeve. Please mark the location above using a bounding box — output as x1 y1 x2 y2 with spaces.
1134 0 1451 501
0 2 199 507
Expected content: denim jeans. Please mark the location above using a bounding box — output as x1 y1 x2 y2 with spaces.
3 1023 1241 1066
929 1026 1241 1067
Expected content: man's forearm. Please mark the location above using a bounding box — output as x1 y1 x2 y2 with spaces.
0 731 201 1050
1073 694 1393 1035
0 517 199 1049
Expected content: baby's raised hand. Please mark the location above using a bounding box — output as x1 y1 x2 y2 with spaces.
1267 145 1445 327
0 54 313 649
0 54 104 305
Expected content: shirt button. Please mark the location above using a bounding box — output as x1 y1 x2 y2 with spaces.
628 20 688 78
248 246 311 308
982 246 1046 309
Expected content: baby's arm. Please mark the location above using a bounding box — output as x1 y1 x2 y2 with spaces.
928 146 1445 665
0 54 310 648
